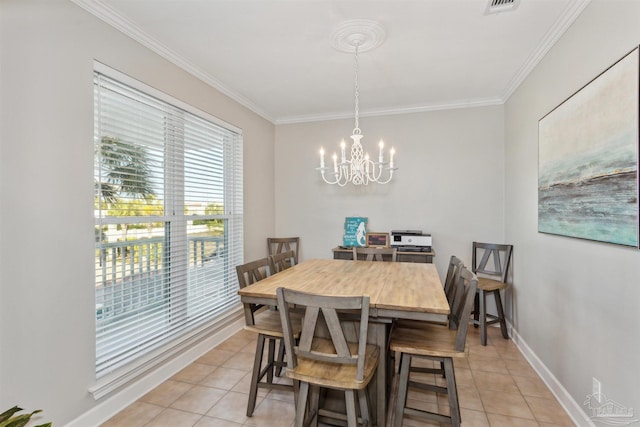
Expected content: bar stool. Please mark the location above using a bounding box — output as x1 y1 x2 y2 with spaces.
471 242 513 345
390 267 478 427
267 237 300 265
269 250 296 274
277 287 379 427
236 258 301 416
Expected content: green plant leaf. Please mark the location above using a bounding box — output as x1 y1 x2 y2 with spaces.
0 409 44 427
0 407 22 423
0 413 31 427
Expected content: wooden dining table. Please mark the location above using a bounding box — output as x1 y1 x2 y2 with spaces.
237 258 449 426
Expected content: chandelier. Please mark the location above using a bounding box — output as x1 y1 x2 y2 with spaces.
317 20 396 186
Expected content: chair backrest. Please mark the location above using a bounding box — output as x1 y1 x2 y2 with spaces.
236 257 271 289
352 246 397 262
236 258 271 322
472 242 513 283
267 237 300 264
448 266 478 351
276 287 371 383
269 250 296 274
443 255 464 307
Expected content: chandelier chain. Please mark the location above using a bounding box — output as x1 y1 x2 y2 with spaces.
353 43 360 133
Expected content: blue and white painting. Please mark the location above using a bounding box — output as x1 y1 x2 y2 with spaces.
538 47 639 247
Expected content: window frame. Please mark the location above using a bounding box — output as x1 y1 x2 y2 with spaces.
91 62 243 398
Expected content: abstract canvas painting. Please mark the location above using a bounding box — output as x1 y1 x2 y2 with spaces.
538 47 639 247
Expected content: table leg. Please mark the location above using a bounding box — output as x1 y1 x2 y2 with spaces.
371 320 392 427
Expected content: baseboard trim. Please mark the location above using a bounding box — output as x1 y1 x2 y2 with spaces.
508 323 595 427
64 312 245 427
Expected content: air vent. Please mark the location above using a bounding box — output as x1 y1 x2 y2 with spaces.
485 0 520 14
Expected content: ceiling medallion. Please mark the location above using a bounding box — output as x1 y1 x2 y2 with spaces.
330 19 386 54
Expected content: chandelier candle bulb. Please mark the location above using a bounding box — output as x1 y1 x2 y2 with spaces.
379 140 384 163
340 140 346 163
320 147 325 168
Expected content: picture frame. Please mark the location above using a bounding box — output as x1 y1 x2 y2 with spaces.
538 46 640 247
366 232 390 248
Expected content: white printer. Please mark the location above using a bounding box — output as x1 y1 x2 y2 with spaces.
390 230 432 252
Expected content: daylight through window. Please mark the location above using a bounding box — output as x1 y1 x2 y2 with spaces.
93 66 243 379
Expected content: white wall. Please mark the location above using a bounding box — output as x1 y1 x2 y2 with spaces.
505 0 640 422
274 105 506 280
0 0 274 424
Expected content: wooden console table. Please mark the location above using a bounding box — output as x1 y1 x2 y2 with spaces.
332 246 435 263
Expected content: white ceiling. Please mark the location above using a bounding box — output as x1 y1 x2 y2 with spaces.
75 0 590 124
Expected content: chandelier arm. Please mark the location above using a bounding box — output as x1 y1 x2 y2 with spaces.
368 163 381 181
375 170 394 185
337 165 348 186
318 168 339 185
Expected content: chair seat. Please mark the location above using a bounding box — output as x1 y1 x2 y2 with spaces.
244 308 302 338
390 322 468 359
286 338 379 390
477 277 507 292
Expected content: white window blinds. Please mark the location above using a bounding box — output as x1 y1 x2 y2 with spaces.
93 65 243 379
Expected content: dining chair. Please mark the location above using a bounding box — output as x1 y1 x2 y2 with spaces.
390 255 465 379
471 242 513 345
276 287 379 427
394 255 464 335
443 255 465 309
389 266 478 427
269 250 296 274
236 258 301 416
352 246 397 262
267 237 300 265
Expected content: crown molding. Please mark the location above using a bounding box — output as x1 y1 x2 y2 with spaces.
72 0 589 126
70 0 274 123
501 0 591 101
275 97 504 125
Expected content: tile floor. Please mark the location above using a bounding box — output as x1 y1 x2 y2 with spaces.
101 326 575 427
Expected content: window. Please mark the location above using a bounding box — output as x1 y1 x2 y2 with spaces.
93 64 243 385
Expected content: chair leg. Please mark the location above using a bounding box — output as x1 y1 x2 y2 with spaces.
443 358 461 427
309 385 320 427
295 382 309 427
494 290 509 339
473 292 480 327
393 353 411 427
293 379 300 409
266 337 276 383
275 339 286 376
479 289 488 346
344 389 358 427
247 333 266 416
357 388 370 426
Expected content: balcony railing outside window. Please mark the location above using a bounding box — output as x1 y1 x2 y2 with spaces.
95 235 225 322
